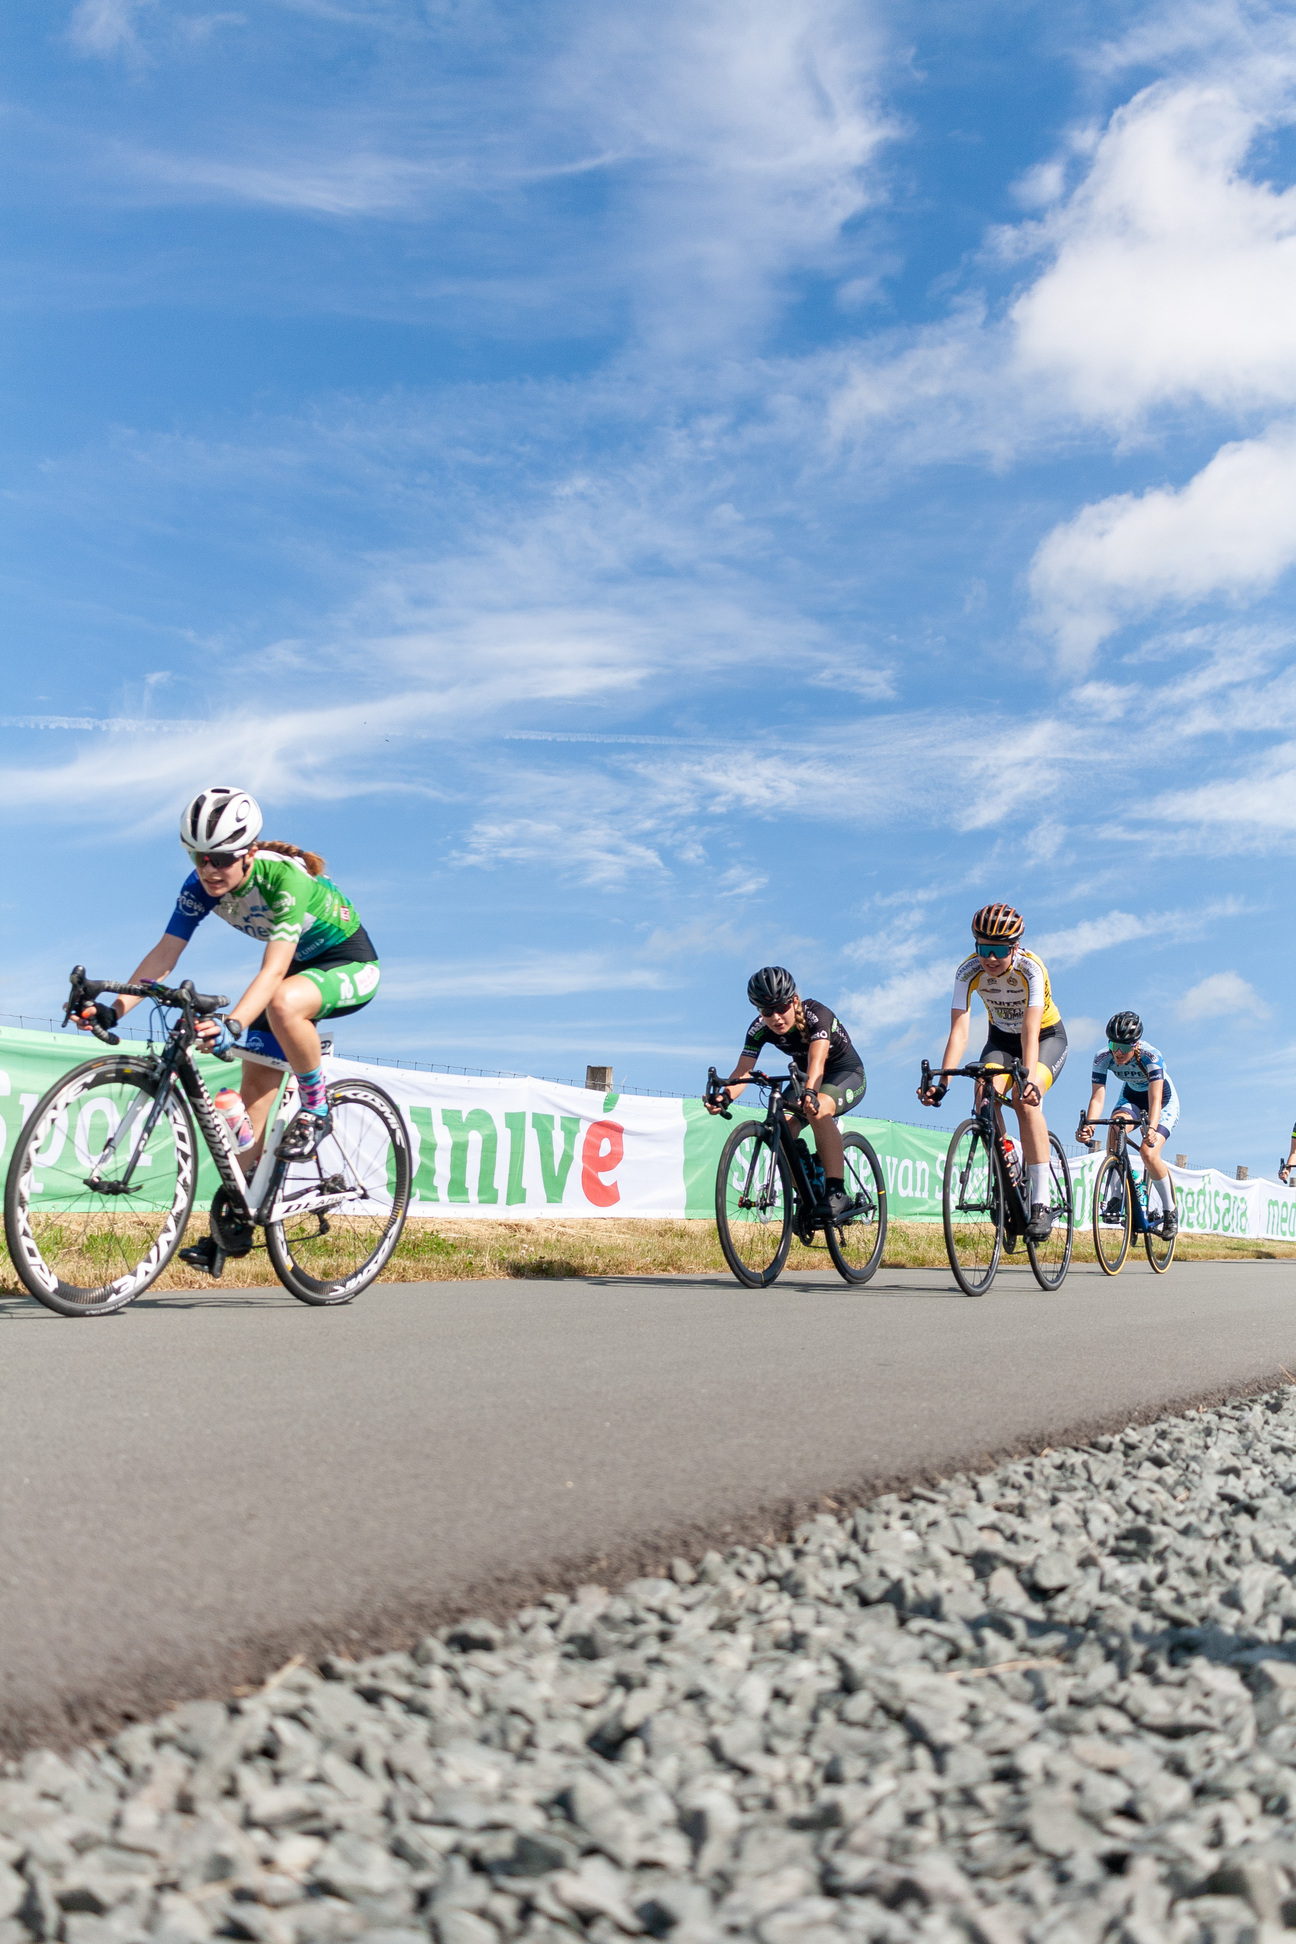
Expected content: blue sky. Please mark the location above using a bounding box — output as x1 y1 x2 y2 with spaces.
2 0 1294 1174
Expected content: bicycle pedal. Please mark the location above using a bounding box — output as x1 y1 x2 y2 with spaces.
178 1236 226 1279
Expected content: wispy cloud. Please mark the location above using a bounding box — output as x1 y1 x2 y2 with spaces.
68 0 156 58
1177 970 1272 1022
380 950 670 1000
1032 901 1244 968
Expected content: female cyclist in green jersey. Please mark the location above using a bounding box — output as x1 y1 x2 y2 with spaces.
79 786 380 1162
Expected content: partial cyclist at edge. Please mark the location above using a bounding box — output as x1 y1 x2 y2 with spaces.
1281 1121 1296 1186
705 966 866 1221
78 786 381 1235
1080 1011 1180 1238
919 903 1066 1242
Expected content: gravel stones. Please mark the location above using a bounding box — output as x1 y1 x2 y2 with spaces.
15 1392 1296 1940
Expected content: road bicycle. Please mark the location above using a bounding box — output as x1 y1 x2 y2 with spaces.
921 1057 1074 1297
1079 1112 1176 1275
704 1063 887 1288
3 968 411 1316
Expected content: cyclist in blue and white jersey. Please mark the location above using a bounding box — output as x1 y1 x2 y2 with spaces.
1079 1010 1179 1237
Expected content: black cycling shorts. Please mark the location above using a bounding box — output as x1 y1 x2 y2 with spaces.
979 1023 1068 1094
808 1065 866 1115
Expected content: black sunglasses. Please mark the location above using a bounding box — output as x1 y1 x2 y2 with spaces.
187 848 248 870
759 1001 795 1018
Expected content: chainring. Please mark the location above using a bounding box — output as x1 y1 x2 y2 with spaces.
209 1186 256 1258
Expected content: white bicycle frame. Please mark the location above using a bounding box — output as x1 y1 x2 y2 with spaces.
209 1037 356 1227
94 1038 355 1230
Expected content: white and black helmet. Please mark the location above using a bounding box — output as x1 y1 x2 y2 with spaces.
180 787 262 856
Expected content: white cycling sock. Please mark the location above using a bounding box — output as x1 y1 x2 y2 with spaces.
1029 1162 1049 1205
1153 1172 1175 1210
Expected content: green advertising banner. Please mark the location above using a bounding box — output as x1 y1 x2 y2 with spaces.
0 1025 233 1213
4 1024 1294 1237
682 1100 950 1220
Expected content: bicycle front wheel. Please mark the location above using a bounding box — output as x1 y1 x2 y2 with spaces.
1144 1176 1177 1273
4 1056 198 1315
715 1122 792 1288
1092 1154 1132 1275
265 1081 411 1304
825 1132 887 1285
1027 1133 1074 1291
942 1120 1003 1296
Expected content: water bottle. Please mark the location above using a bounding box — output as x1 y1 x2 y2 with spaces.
799 1138 825 1197
1001 1136 1020 1184
214 1088 255 1151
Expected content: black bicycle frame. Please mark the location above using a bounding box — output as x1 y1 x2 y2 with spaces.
64 965 253 1207
1079 1114 1158 1236
706 1063 836 1242
921 1056 1036 1235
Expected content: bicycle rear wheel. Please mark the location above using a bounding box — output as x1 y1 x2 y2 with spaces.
715 1122 792 1287
4 1056 198 1315
1092 1154 1132 1275
1027 1133 1074 1291
942 1120 1003 1296
1144 1177 1177 1273
265 1081 411 1304
825 1132 887 1285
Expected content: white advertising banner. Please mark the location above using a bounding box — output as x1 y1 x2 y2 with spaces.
1 1026 1290 1236
322 1058 688 1220
1025 1148 1296 1244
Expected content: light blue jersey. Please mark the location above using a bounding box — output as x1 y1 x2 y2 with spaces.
1091 1041 1173 1100
1092 1041 1179 1136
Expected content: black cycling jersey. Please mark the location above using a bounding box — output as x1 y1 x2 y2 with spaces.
742 999 858 1079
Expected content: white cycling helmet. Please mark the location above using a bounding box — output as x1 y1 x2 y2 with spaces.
179 786 262 856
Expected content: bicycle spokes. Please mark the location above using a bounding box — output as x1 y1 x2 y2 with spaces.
942 1121 1002 1296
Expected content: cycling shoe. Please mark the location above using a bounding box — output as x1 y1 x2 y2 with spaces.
178 1235 225 1278
1026 1201 1054 1242
278 1110 333 1161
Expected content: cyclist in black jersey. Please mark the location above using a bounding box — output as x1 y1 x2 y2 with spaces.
705 966 866 1220
1282 1122 1296 1185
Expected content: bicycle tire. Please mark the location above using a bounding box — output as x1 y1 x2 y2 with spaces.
825 1132 887 1285
4 1055 198 1315
1026 1132 1074 1291
1144 1176 1177 1273
715 1121 793 1288
942 1119 1003 1296
1092 1154 1132 1275
265 1080 411 1304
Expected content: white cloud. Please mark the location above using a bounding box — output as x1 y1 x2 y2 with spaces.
1141 739 1296 840
1177 970 1272 1022
1067 1016 1104 1056
1033 901 1245 967
1012 84 1296 425
841 960 951 1044
1029 421 1296 663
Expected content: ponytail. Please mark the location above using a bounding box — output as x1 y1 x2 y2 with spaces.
257 839 326 878
793 996 807 1036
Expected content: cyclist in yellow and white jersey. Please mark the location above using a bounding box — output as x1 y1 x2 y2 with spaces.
918 903 1067 1241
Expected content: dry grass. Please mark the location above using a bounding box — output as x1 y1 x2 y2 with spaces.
4 1213 1290 1296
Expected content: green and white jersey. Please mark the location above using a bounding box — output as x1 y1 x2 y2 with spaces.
166 853 377 971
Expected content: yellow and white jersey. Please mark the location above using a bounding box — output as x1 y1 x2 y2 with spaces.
951 947 1061 1034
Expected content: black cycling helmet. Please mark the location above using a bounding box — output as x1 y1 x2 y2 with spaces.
971 902 1024 941
1106 1010 1142 1045
747 965 797 1011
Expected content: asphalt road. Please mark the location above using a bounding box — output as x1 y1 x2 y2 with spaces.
3 1257 1295 1749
